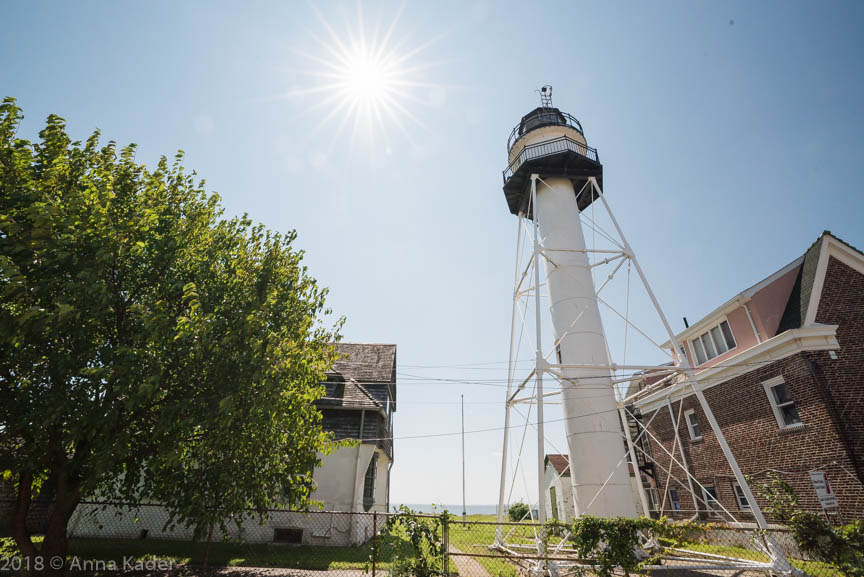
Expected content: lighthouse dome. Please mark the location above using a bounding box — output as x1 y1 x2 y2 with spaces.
502 100 603 217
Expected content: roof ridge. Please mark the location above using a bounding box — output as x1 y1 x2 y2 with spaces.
822 230 864 259
350 379 383 408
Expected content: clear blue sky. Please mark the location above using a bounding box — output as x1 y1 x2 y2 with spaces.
3 1 863 508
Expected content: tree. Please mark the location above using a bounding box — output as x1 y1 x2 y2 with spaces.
0 98 342 571
507 501 530 522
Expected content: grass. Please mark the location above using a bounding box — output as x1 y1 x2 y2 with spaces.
447 514 520 577
446 518 844 577
669 540 843 577
4 523 844 577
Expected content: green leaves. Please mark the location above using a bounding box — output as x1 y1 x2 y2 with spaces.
547 515 707 577
0 99 342 549
378 507 446 577
750 473 864 576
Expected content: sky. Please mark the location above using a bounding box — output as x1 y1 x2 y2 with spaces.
3 0 863 510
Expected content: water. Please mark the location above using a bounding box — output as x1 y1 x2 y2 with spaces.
392 503 499 515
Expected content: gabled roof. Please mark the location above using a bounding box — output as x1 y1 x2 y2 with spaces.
318 343 397 411
775 235 825 334
776 231 864 333
664 231 864 348
319 379 383 409
545 454 570 476
330 343 397 383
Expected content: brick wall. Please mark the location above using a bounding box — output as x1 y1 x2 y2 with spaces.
642 253 864 523
644 351 864 522
811 257 864 484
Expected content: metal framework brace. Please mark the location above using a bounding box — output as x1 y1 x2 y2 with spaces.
493 176 795 574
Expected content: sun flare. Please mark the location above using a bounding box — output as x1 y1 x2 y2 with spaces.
285 4 438 149
343 50 391 102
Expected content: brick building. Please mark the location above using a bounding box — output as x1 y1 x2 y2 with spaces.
630 232 864 524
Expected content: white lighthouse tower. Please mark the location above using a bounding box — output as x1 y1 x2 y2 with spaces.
493 88 795 575
501 87 636 519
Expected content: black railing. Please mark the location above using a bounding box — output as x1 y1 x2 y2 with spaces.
502 135 599 183
507 110 584 151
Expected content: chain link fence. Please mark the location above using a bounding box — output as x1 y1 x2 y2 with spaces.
0 502 854 575
2 501 440 574
448 518 848 577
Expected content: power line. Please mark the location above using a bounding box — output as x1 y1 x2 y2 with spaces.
359 405 626 443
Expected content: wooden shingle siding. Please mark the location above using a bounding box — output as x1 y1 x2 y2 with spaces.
320 409 362 440
363 384 391 407
362 413 379 441
316 343 396 461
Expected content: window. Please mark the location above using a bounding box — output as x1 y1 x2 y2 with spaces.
362 454 378 511
550 486 559 520
690 320 736 365
646 488 659 513
685 409 702 441
669 489 681 512
763 377 802 429
273 528 303 544
703 486 721 515
733 483 751 511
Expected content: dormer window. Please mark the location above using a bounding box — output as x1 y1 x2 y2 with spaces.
690 320 736 365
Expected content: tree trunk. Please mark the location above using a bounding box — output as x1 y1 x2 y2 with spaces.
12 472 39 559
38 473 81 577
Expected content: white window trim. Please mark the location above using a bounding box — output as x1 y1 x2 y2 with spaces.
733 482 751 511
762 376 804 430
702 486 721 516
684 408 702 441
646 487 659 512
689 317 738 366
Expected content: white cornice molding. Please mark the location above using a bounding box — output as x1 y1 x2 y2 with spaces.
635 325 839 413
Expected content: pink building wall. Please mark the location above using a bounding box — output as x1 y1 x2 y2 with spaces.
748 266 800 339
692 308 754 372
688 264 801 372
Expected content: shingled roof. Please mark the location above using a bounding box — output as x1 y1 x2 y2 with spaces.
318 343 397 411
330 343 397 383
775 231 863 334
545 454 570 476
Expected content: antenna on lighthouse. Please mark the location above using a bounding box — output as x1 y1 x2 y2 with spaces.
538 85 553 108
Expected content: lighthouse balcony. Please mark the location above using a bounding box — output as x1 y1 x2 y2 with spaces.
503 134 599 183
502 134 603 217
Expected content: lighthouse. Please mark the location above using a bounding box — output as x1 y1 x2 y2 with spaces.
493 89 795 575
502 87 637 519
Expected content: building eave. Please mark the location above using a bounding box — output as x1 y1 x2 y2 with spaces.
635 324 839 413
662 256 804 350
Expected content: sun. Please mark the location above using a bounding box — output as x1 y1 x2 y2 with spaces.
285 3 438 149
343 50 391 102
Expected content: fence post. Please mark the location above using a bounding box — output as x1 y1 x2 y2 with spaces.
442 514 450 576
372 511 377 577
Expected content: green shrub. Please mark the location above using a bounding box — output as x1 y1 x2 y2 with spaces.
507 501 530 522
375 506 446 577
750 473 863 577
